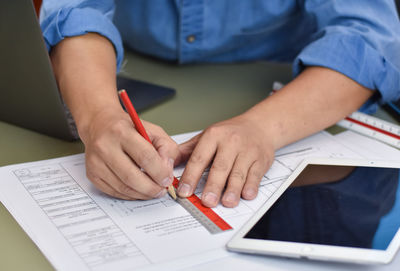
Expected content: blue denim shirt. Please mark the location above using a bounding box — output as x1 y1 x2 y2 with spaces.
40 0 400 110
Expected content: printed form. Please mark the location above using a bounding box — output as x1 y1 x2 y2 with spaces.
0 131 380 271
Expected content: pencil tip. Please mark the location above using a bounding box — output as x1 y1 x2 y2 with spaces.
118 89 126 94
168 185 177 200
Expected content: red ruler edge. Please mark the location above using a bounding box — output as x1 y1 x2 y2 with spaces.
172 177 232 231
345 117 400 140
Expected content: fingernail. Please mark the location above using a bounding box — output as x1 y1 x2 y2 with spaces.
203 192 218 206
244 188 256 199
162 176 172 187
178 183 192 197
155 189 167 198
224 192 237 204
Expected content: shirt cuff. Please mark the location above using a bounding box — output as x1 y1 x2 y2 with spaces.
293 33 400 113
40 7 124 71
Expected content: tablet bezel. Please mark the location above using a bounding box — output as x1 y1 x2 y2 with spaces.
227 158 400 264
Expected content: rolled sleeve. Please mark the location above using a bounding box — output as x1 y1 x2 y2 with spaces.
40 1 124 71
293 0 400 112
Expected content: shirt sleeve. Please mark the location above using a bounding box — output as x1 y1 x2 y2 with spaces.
293 0 400 113
39 0 124 71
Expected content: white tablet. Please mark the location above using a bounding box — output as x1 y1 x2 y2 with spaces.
227 158 400 264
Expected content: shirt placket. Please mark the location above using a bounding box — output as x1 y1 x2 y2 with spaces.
179 0 204 63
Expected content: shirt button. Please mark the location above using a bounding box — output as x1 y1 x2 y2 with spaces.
186 35 196 43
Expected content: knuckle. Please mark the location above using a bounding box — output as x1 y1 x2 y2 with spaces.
205 125 222 137
166 139 179 151
181 172 198 186
249 168 264 180
110 120 127 136
229 170 246 182
148 187 163 198
137 150 156 168
86 171 97 183
156 137 168 147
189 152 206 165
92 138 108 156
118 184 135 196
85 167 101 183
228 132 241 145
211 158 229 172
248 146 260 156
158 137 178 154
262 151 273 165
164 143 180 160
261 146 274 165
85 156 99 171
118 169 134 185
205 179 225 192
122 172 138 187
90 180 115 198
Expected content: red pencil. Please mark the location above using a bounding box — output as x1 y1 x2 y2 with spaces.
118 89 177 200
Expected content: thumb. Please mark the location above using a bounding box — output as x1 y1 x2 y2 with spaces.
145 123 180 166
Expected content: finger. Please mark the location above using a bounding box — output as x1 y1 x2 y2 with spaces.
86 155 160 200
86 162 135 200
88 171 133 200
120 130 173 188
201 145 238 207
150 128 179 180
178 134 216 198
176 133 202 165
91 176 147 200
96 181 135 200
148 123 180 164
95 160 165 200
221 152 255 207
242 159 270 200
100 146 168 198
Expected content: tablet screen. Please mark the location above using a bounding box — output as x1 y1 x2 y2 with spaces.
244 164 400 250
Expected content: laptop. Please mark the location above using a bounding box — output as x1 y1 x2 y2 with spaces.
0 0 175 140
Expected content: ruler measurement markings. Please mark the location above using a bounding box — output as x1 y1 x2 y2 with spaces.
337 112 400 148
171 177 232 234
271 82 400 148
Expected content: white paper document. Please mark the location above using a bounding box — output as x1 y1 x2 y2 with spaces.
0 131 398 271
333 130 400 160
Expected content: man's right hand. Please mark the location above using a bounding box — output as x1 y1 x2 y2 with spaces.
50 33 179 200
81 107 180 200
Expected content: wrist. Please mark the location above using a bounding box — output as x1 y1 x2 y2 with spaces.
241 101 286 151
75 102 125 143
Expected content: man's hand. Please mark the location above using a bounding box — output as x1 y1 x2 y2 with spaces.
50 33 179 200
177 66 373 208
177 114 275 208
50 33 372 207
83 107 179 200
